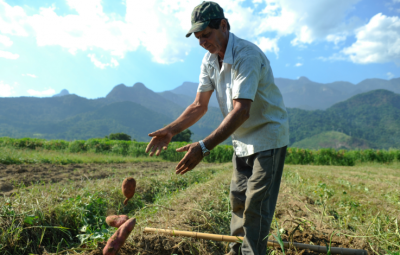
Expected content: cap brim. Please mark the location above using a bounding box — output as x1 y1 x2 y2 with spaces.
186 20 210 38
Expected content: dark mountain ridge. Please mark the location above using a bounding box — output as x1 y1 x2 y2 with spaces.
288 89 400 148
1 80 399 148
106 82 184 118
166 77 400 110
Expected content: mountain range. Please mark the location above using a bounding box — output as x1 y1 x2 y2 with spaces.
159 77 400 110
0 77 399 149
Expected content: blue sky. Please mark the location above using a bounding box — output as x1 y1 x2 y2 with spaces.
0 0 399 98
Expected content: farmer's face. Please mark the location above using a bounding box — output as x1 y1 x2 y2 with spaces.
194 20 228 55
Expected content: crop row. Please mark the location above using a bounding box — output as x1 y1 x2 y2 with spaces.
0 137 399 165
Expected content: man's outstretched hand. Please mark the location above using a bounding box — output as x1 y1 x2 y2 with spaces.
146 129 173 156
175 142 203 175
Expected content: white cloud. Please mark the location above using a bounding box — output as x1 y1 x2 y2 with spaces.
256 37 279 57
0 0 369 65
0 81 14 97
256 0 361 45
27 88 56 97
87 54 119 69
22 73 37 78
29 3 140 58
326 33 347 45
342 13 400 64
295 62 303 67
0 50 19 59
387 72 395 79
0 34 13 46
0 1 29 36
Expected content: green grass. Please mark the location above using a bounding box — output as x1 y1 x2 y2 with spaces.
279 164 400 254
1 161 399 254
1 137 400 166
0 147 164 165
291 131 375 150
0 162 227 254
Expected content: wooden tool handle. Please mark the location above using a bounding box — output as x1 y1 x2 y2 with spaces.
144 227 245 243
143 227 368 255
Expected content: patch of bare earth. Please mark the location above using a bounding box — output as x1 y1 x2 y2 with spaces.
0 162 217 196
86 164 373 255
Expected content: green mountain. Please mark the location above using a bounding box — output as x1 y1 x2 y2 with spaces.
170 77 400 110
105 82 224 141
0 84 224 142
48 101 174 141
0 101 173 141
288 89 400 148
166 81 220 108
106 83 184 118
276 76 400 110
0 94 108 123
1 82 399 149
158 91 193 108
291 131 376 150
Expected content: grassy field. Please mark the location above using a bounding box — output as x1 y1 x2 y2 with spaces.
1 150 399 254
0 146 165 165
2 137 400 166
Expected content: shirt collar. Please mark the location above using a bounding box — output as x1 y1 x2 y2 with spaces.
207 32 234 65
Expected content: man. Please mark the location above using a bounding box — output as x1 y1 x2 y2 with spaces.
145 1 289 254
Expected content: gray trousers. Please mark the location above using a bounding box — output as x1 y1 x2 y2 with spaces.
229 146 287 255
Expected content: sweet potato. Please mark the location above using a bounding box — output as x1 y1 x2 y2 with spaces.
103 217 136 255
106 215 129 228
122 177 136 205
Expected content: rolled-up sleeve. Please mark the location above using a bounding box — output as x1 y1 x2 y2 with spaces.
197 58 214 92
232 55 262 101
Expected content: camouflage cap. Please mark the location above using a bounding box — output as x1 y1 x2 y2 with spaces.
186 1 225 38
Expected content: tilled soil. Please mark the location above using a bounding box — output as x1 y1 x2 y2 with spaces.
0 162 178 196
1 162 374 254
88 235 224 255
83 175 371 255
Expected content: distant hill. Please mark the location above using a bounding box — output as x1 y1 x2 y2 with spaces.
164 81 220 108
276 76 400 110
168 77 400 110
105 82 224 141
106 83 184 118
288 89 400 148
158 91 193 108
52 89 70 97
0 94 109 123
44 101 174 141
1 81 399 148
0 84 224 142
291 131 376 150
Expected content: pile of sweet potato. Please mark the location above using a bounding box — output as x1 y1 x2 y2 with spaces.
103 177 137 255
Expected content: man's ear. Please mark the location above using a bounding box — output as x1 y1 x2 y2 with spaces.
221 19 227 32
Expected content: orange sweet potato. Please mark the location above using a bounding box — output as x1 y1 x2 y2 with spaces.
103 218 136 255
106 215 129 228
122 177 136 205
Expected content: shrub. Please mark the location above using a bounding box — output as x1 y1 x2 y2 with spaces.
171 129 193 142
106 133 132 141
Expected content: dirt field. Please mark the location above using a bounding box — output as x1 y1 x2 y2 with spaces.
0 162 182 196
1 162 399 254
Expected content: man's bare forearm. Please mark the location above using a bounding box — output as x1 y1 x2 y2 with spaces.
164 103 207 136
203 107 249 150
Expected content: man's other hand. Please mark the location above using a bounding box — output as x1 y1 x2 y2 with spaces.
146 129 173 156
175 142 203 175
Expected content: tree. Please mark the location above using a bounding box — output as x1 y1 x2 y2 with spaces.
106 132 132 141
171 129 193 142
